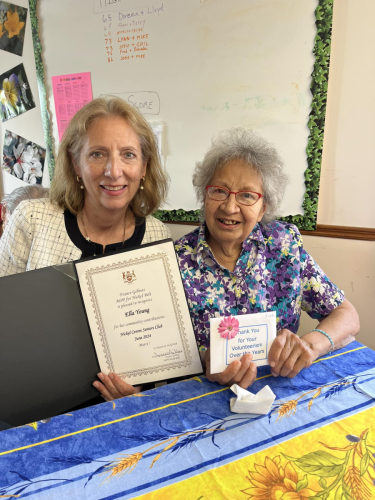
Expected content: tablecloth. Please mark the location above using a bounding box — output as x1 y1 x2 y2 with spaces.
0 341 374 499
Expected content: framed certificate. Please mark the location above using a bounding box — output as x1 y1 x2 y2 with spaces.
75 239 202 385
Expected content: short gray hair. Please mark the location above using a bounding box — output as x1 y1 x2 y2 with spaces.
2 185 49 214
193 128 289 224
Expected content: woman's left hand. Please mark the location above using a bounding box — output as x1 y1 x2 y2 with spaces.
268 329 316 378
93 372 141 401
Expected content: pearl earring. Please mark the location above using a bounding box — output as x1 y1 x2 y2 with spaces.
77 175 84 190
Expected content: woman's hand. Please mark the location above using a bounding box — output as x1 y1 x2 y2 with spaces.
93 372 141 401
205 348 257 389
268 329 316 378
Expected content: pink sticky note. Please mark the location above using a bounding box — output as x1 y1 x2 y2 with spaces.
52 72 93 141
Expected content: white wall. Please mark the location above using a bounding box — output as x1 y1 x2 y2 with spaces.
166 0 375 352
314 0 375 346
299 236 374 345
318 0 375 228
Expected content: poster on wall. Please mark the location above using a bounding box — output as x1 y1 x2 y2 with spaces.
0 2 27 57
0 63 35 122
3 130 46 184
51 72 93 140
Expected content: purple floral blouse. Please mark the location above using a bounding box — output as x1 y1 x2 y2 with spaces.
175 221 345 352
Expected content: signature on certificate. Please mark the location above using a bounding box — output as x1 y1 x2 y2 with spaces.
153 348 183 358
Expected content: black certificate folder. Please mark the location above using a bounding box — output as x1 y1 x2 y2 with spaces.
0 262 100 427
0 239 202 427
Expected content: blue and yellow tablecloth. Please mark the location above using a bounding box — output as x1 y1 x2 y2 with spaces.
0 341 374 499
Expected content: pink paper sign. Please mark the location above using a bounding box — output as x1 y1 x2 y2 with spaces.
52 72 93 140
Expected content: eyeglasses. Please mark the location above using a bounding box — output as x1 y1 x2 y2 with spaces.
206 185 263 206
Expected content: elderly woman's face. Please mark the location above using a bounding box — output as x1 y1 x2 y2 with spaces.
205 159 266 250
74 116 146 215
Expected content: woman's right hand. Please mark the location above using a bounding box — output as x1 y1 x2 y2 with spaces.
93 372 141 401
205 348 257 389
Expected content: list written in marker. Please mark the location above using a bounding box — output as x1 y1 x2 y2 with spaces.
99 2 164 63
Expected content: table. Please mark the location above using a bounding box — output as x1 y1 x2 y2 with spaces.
0 341 374 499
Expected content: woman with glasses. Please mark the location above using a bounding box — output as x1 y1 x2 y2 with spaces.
175 128 359 389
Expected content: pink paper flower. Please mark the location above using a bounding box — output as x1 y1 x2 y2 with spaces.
218 316 239 339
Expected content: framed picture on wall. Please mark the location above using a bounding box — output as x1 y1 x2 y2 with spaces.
2 130 46 185
0 2 28 57
0 63 35 122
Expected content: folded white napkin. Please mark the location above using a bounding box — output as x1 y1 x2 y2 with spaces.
230 384 276 414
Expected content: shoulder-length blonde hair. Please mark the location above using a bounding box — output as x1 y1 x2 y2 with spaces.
50 96 169 217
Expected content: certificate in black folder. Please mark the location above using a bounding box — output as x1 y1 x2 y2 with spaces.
0 239 202 427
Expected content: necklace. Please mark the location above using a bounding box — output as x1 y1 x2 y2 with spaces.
80 209 128 246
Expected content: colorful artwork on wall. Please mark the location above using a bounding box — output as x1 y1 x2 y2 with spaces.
0 2 28 56
0 63 35 122
3 130 45 184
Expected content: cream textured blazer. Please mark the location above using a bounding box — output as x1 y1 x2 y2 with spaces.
0 198 171 277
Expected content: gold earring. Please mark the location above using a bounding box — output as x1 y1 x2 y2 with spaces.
77 175 84 190
140 176 145 191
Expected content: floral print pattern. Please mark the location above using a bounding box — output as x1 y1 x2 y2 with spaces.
242 455 318 499
0 3 27 56
175 221 345 351
3 130 45 185
0 63 35 122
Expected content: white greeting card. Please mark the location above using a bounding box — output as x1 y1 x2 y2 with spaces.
209 311 276 374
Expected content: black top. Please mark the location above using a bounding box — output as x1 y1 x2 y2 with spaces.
64 209 146 257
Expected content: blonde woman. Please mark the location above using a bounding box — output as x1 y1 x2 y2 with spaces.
0 96 171 399
0 96 170 271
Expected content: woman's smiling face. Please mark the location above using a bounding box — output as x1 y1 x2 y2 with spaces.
204 158 266 251
74 115 146 215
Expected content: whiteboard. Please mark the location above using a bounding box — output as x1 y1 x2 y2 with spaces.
37 0 318 214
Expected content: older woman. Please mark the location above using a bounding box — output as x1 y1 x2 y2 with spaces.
1 185 49 233
175 128 360 388
0 96 171 399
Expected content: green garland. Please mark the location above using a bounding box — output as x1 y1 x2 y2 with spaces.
155 0 334 230
280 0 333 230
29 0 55 181
30 0 333 227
